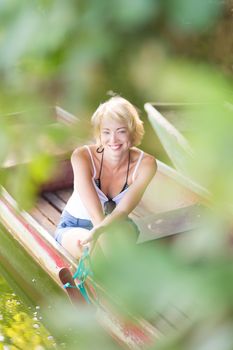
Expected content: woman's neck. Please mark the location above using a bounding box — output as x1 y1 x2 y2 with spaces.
104 149 129 171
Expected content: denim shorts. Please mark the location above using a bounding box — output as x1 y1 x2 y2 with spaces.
55 210 140 245
55 210 93 244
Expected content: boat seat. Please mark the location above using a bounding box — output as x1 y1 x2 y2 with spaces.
133 203 204 243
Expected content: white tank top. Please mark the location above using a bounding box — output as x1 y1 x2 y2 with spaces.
64 146 144 220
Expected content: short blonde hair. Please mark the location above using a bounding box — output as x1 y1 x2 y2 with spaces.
91 96 144 147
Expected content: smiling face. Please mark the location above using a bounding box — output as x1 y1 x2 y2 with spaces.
91 96 145 149
100 117 131 154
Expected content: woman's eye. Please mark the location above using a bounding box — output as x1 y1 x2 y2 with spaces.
102 131 110 135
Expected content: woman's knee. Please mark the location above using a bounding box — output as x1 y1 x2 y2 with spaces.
61 228 90 259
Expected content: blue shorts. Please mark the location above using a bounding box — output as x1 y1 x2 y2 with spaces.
55 210 140 245
55 210 93 244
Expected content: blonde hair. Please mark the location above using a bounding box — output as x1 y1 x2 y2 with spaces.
91 96 144 147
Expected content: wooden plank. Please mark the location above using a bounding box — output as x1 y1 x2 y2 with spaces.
135 204 203 243
40 159 73 192
55 106 79 125
144 103 194 175
135 169 201 218
150 103 205 132
151 307 189 334
30 207 56 235
42 192 65 213
56 188 73 203
151 102 206 107
34 197 61 226
130 202 154 220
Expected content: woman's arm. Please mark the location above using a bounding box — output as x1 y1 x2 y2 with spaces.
71 147 105 225
82 155 157 244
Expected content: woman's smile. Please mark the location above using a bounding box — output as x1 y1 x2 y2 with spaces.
108 144 122 150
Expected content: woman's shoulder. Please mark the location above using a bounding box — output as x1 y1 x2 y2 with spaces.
70 146 95 177
132 147 157 166
71 145 95 165
71 144 98 165
131 148 157 182
71 145 87 159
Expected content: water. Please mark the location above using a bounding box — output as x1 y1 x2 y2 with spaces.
0 274 57 350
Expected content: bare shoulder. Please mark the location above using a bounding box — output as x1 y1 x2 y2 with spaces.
71 145 88 161
131 148 157 183
143 152 157 165
133 148 157 171
141 154 157 179
70 146 91 172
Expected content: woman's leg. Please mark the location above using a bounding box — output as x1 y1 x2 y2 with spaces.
61 227 91 259
59 218 139 259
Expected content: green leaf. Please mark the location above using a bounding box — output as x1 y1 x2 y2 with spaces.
166 0 223 32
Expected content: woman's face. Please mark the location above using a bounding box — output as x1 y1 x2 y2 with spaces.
100 117 131 154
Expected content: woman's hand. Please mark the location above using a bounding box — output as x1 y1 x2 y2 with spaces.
81 226 103 246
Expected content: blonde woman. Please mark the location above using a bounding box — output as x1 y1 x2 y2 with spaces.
55 96 157 258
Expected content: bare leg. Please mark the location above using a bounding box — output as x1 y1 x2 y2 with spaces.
61 227 91 259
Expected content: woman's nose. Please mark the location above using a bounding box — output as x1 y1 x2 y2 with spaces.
110 132 117 142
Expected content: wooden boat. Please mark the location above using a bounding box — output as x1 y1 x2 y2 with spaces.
0 105 208 348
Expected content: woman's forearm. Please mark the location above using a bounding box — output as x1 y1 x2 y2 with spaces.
94 209 128 237
91 212 105 226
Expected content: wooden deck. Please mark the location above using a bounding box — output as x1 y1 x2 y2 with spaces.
30 188 73 236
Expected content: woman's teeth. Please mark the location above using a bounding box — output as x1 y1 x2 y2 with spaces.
110 145 121 150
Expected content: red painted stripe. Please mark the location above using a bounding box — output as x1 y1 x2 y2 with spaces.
0 196 69 269
99 299 154 346
124 322 152 345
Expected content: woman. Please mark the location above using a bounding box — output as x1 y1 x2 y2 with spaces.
55 96 157 259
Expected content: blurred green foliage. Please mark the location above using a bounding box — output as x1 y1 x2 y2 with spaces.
0 1 233 350
0 275 56 350
0 0 231 207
